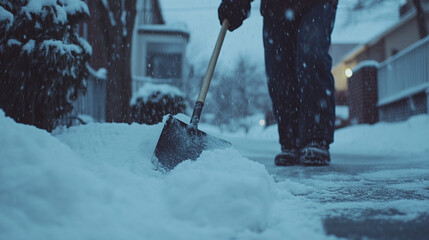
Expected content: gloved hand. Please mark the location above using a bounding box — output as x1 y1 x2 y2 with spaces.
218 0 252 31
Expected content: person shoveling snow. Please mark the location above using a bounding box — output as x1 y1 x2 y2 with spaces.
218 0 338 166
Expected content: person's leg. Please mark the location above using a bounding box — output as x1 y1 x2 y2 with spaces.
263 15 299 150
296 3 336 146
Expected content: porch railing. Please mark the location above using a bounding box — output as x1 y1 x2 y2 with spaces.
72 71 106 122
55 68 106 127
377 35 429 106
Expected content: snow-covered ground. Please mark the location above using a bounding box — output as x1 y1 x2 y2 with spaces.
1 109 429 239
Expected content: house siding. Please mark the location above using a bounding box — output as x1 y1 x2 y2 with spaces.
384 16 426 58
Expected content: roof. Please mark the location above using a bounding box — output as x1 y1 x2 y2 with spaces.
331 0 402 44
153 0 165 24
366 9 418 46
137 24 190 41
337 7 427 65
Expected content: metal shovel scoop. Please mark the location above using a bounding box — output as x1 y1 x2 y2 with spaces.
152 20 231 171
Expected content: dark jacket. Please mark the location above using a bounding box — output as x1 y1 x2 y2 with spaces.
260 0 338 17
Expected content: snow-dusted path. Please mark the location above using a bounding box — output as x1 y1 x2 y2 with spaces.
226 137 429 239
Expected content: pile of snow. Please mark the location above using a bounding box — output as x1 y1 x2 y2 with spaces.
0 110 325 239
202 113 429 158
331 115 429 157
130 83 185 105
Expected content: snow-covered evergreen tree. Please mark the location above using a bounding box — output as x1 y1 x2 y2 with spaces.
0 0 91 131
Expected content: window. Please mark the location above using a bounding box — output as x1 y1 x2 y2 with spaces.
146 42 183 79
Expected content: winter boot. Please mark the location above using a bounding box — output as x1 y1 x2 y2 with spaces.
300 140 330 166
275 146 300 166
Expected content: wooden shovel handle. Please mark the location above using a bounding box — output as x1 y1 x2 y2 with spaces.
196 19 229 103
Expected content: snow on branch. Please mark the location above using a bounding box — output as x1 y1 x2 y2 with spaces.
19 0 89 25
0 5 13 30
21 0 68 24
39 39 83 56
22 40 36 53
101 0 116 26
77 36 92 55
63 0 89 16
7 39 22 47
121 11 127 36
121 0 127 36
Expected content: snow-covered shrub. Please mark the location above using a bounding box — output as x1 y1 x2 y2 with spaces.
131 84 187 125
0 0 91 131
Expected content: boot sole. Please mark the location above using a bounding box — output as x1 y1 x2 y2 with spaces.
275 155 300 166
301 156 330 166
300 146 330 166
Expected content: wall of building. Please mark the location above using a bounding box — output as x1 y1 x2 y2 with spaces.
136 0 164 25
330 43 359 91
332 62 348 91
330 44 359 66
352 40 386 64
384 17 425 59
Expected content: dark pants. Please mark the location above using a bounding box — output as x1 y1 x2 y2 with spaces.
263 3 336 148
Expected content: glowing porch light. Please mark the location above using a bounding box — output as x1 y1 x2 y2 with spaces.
345 68 353 78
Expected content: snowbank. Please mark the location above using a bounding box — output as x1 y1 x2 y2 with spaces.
203 113 429 158
0 110 326 239
3 108 425 238
332 115 429 157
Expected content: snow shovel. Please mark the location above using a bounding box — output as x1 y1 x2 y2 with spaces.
152 20 231 171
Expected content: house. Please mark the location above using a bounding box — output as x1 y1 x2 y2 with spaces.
335 0 429 123
62 0 190 125
333 3 429 79
132 0 190 95
131 24 190 94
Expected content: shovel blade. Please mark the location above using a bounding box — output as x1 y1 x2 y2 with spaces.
152 115 231 171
